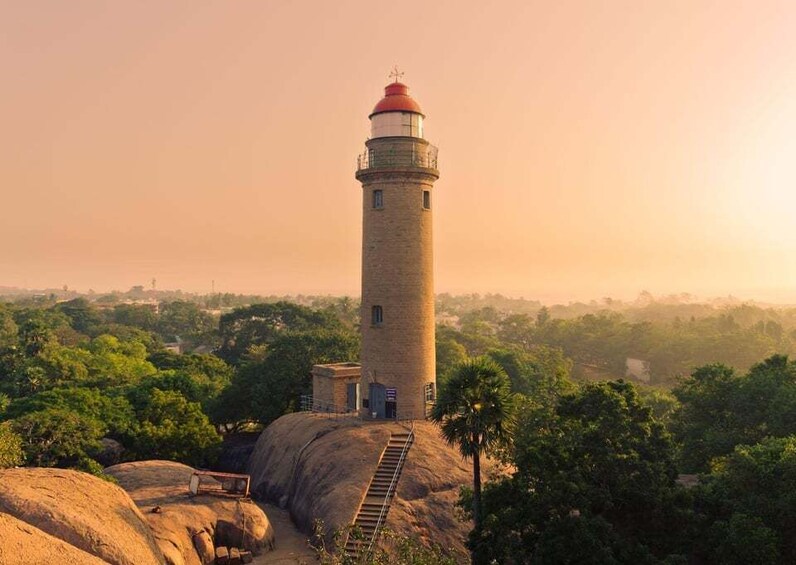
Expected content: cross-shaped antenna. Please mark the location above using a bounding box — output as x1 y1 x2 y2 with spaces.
389 65 404 83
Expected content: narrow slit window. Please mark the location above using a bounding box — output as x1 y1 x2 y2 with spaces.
371 305 383 325
373 189 383 209
423 190 431 209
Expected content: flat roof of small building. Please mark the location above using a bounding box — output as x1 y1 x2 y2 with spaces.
311 362 362 378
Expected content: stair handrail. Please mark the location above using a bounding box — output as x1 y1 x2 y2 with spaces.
366 421 415 554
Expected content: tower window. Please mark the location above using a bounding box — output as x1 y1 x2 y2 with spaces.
371 305 383 326
423 190 431 209
373 189 383 209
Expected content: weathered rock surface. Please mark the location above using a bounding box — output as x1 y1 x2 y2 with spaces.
0 467 164 565
248 413 389 536
247 413 503 560
107 460 275 565
0 511 111 565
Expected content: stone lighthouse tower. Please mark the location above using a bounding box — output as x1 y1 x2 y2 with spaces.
356 74 440 419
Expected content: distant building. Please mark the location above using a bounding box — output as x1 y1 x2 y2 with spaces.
625 357 651 383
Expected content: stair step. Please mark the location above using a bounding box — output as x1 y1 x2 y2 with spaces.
347 431 414 553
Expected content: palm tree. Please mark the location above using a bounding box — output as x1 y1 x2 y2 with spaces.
430 357 516 537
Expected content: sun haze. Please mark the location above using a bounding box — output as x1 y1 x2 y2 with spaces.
2 1 795 302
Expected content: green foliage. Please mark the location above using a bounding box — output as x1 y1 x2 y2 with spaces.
82 334 156 386
475 381 688 564
218 301 343 365
485 345 574 401
431 357 517 539
431 357 517 460
435 332 467 383
444 298 794 386
134 352 232 415
0 305 19 349
75 456 119 483
0 300 226 471
91 323 162 353
218 329 359 427
124 388 221 467
112 303 158 331
1 334 157 396
156 301 215 344
2 387 134 437
312 522 457 565
638 388 680 426
11 408 104 467
54 298 103 335
16 312 60 356
671 355 796 472
703 513 779 565
0 421 24 468
692 436 796 563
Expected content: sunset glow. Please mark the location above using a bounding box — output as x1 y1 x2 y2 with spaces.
2 1 796 302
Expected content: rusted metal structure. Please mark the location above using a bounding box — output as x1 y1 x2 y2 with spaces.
188 471 251 498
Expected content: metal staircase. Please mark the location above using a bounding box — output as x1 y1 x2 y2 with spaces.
345 425 415 558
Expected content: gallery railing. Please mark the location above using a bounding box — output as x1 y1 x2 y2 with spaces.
299 395 434 423
356 143 439 172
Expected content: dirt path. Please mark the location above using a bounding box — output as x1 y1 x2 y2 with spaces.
253 503 316 564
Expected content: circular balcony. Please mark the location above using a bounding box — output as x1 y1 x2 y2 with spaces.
356 143 439 173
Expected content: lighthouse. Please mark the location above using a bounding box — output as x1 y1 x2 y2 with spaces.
356 72 440 419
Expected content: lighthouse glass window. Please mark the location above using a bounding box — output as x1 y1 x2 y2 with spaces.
373 189 383 209
371 305 383 326
401 113 423 137
371 112 423 138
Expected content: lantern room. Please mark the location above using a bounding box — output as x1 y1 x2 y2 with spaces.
369 82 424 139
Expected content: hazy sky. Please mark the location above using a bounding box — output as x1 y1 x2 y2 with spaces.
2 1 796 303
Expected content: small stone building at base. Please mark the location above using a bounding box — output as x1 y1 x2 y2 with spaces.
311 362 361 413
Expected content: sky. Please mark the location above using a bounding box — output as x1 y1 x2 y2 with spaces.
2 1 796 303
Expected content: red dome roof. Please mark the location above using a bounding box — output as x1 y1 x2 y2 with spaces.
370 82 423 117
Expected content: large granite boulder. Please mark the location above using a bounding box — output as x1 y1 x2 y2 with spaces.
107 460 274 565
247 413 505 560
0 467 164 565
0 512 110 565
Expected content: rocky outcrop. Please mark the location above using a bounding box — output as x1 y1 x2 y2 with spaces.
0 512 110 565
0 467 164 565
107 460 274 565
248 413 389 537
247 413 504 560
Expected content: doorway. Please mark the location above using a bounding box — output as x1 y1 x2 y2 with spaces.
369 383 386 418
